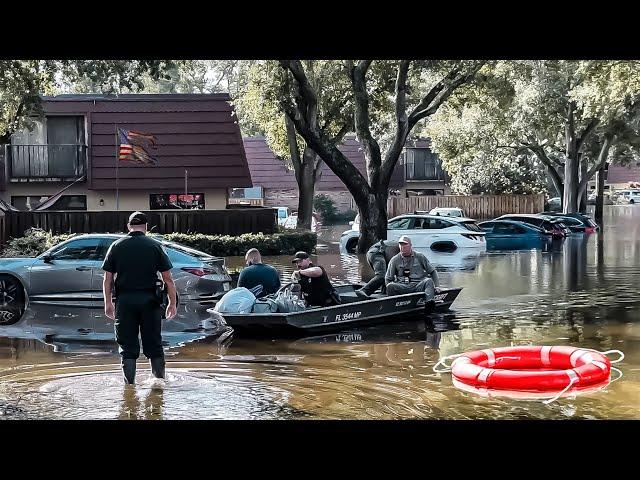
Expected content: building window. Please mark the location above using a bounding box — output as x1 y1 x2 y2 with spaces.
9 116 87 180
150 193 205 210
228 187 263 199
405 148 445 181
11 195 87 211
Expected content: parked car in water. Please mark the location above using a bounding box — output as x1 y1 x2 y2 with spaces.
0 234 232 328
496 214 571 238
428 207 465 218
546 197 562 212
282 212 320 232
478 220 553 251
276 207 290 226
340 213 486 253
615 189 640 204
540 212 599 233
587 192 613 205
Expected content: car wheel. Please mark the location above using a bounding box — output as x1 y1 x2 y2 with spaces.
0 275 26 326
346 237 358 253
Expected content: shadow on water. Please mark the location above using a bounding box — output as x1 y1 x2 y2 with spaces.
1 206 640 419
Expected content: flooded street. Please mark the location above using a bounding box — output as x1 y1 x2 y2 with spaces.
1 205 639 420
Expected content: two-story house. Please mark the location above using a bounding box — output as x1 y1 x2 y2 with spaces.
0 94 252 212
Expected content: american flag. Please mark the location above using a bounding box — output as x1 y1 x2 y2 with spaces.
118 128 158 165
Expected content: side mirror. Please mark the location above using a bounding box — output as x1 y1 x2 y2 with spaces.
349 221 354 226
43 254 53 264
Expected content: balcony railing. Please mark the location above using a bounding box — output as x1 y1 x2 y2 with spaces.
4 144 87 181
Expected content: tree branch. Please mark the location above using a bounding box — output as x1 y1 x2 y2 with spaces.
380 61 411 188
576 118 600 152
278 62 370 200
284 114 303 183
578 135 614 197
352 59 382 185
407 62 485 130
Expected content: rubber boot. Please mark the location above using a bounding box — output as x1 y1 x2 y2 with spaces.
122 359 137 385
150 357 166 379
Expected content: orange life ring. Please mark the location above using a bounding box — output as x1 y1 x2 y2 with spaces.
451 346 611 392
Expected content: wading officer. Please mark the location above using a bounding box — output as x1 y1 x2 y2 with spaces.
102 211 177 385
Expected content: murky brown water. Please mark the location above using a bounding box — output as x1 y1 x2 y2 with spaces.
1 206 639 419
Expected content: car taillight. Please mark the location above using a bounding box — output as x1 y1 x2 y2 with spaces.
584 227 596 234
181 267 216 277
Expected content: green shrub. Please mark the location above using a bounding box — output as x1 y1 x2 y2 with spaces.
314 194 337 222
162 231 317 257
1 228 78 258
0 228 317 258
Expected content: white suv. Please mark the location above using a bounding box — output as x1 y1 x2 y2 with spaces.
340 213 486 253
617 190 640 204
428 207 465 218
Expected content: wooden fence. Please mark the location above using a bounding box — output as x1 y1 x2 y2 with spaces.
0 208 278 244
387 194 546 219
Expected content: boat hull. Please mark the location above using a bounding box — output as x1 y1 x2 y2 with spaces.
216 285 462 336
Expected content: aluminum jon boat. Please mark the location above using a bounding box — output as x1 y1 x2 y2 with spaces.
213 284 462 336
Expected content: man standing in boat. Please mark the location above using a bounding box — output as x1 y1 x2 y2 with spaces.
291 251 340 307
385 236 439 309
355 240 400 298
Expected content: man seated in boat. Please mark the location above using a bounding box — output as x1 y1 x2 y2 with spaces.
237 248 281 296
355 240 400 298
384 236 439 308
291 251 340 307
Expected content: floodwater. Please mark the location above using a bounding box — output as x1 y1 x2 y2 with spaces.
1 206 639 420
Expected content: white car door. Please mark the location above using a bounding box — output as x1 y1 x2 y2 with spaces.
410 217 456 248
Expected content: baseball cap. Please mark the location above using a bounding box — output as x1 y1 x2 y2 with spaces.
128 211 148 225
292 251 310 263
398 235 412 244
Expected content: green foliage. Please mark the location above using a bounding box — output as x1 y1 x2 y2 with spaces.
313 194 338 221
161 231 317 257
1 60 176 141
425 60 640 200
0 229 317 259
1 228 78 258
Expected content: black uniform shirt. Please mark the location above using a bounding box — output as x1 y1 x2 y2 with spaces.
102 232 173 293
299 264 334 306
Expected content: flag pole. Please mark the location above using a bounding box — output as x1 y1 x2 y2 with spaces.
115 124 120 211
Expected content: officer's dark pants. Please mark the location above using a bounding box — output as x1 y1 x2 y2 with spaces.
115 292 164 360
359 252 387 295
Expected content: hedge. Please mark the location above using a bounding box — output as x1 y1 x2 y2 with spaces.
0 228 317 258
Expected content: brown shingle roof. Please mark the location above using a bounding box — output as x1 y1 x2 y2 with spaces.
41 94 252 190
244 136 376 191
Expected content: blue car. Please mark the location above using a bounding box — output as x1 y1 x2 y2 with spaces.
478 220 553 251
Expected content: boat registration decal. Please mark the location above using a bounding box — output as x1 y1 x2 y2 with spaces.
335 311 362 322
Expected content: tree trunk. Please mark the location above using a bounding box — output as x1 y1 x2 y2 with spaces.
356 189 388 253
563 153 580 213
594 163 605 224
578 155 588 213
294 148 319 230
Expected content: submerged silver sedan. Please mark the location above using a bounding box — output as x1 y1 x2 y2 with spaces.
0 234 232 339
